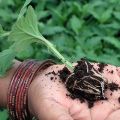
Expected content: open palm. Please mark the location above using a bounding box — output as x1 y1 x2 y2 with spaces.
28 64 120 120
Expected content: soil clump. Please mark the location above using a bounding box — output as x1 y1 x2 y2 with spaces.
59 58 120 108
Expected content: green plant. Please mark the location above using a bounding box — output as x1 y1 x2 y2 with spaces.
0 0 120 76
0 5 74 76
0 0 120 74
0 109 8 120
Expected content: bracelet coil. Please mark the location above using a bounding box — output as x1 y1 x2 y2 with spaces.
7 59 55 120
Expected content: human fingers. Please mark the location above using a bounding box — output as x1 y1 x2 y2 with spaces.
33 98 73 120
105 109 120 120
69 99 91 120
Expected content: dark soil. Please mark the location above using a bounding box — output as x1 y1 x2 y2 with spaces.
110 70 114 74
50 77 54 80
45 71 57 76
108 82 120 91
59 67 71 82
59 58 120 108
110 93 112 96
97 63 108 73
118 97 120 103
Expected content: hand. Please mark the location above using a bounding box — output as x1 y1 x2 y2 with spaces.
28 63 120 120
28 64 91 120
90 64 120 120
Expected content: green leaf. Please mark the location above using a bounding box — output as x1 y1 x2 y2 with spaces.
16 44 34 59
9 6 73 70
0 24 5 36
0 109 8 120
103 37 120 49
6 1 120 67
37 11 50 20
9 6 40 50
100 21 120 29
85 36 102 50
0 49 15 76
97 54 120 66
82 3 93 15
50 8 65 24
18 0 32 20
72 2 82 13
113 11 120 20
69 15 83 34
0 24 9 37
90 10 100 20
42 26 65 35
74 46 86 60
100 8 112 23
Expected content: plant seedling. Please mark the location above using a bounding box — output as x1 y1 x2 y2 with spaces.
9 6 108 103
3 6 108 106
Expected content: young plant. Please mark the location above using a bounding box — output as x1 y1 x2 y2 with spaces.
0 4 108 110
0 6 74 76
9 6 74 71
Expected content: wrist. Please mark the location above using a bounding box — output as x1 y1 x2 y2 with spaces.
27 67 48 117
7 59 55 119
0 60 21 108
27 64 63 117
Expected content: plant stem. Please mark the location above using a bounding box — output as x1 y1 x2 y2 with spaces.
37 35 74 71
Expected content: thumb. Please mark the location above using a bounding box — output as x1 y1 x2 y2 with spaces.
33 99 73 120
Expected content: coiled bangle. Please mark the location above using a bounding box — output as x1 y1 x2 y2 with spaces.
7 59 55 120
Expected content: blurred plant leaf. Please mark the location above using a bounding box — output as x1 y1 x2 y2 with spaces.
0 24 6 36
37 11 50 20
0 24 9 37
16 44 34 59
42 26 65 35
0 49 15 76
103 37 120 49
0 0 120 77
113 11 120 20
18 0 32 20
100 8 112 23
69 15 83 35
0 109 8 120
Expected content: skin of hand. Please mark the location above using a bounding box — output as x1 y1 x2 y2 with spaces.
28 63 120 120
91 64 120 120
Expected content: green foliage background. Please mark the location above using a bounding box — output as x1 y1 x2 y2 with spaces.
0 0 120 119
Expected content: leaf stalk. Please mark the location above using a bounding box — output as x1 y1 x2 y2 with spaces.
37 35 74 71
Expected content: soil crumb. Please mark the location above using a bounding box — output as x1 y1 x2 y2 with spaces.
108 82 120 91
45 71 58 76
110 70 113 74
98 63 108 73
118 97 120 103
110 93 112 96
88 101 94 108
58 67 71 82
50 77 54 80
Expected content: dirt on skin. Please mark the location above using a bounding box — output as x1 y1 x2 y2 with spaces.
97 63 108 73
59 58 120 108
118 97 120 103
